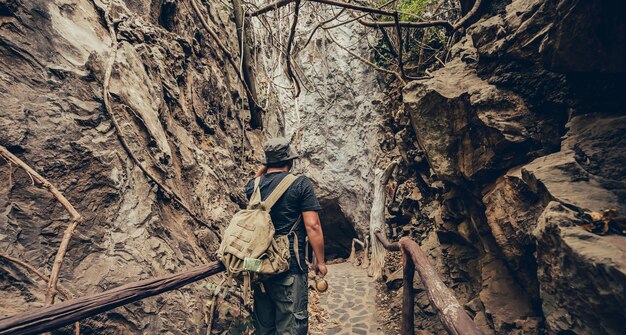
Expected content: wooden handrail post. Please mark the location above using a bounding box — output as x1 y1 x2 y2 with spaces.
399 238 483 335
401 247 416 335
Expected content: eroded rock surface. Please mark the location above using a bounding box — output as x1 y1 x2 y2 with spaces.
385 0 626 334
534 202 626 335
1 0 262 333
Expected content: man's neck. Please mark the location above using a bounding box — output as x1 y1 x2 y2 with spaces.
266 167 289 174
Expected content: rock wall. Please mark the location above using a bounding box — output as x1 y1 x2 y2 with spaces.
383 0 626 334
0 0 264 333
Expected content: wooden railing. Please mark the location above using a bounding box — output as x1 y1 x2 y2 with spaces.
374 231 483 335
0 262 225 335
0 235 482 335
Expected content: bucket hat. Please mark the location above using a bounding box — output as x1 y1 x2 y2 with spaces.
263 137 299 164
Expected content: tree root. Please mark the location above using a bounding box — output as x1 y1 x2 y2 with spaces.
101 8 219 232
0 145 84 306
285 0 302 97
190 0 265 128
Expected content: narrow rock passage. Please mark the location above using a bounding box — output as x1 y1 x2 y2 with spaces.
311 262 384 334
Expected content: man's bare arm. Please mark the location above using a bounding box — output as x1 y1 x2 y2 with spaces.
303 210 327 277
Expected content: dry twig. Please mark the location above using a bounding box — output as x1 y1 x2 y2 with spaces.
0 253 80 334
326 31 406 85
0 253 73 300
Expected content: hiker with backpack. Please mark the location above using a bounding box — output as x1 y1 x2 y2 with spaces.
218 137 327 335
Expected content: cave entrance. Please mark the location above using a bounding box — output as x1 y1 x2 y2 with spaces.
317 199 358 260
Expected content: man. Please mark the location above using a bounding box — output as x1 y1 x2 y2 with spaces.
245 137 327 335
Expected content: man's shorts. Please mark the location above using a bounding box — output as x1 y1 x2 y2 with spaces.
252 272 308 335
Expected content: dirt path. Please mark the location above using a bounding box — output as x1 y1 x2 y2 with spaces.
310 261 384 334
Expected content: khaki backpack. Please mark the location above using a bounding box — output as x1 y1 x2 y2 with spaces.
218 173 303 298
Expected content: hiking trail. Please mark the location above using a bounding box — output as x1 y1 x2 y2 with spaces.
310 262 384 335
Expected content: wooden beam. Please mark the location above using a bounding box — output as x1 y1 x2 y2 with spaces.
0 262 225 335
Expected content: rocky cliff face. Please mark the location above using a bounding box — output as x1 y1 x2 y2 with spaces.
0 0 263 333
383 0 626 334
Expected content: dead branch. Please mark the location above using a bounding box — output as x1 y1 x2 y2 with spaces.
321 0 397 30
326 31 406 85
452 0 481 30
300 8 345 52
392 12 406 79
285 0 302 97
253 0 455 41
248 0 294 16
360 238 370 269
311 0 395 16
368 161 398 278
190 0 239 78
416 27 430 71
0 253 73 300
356 18 452 29
0 146 84 305
399 237 484 335
0 148 83 235
378 26 398 57
250 0 395 17
101 8 218 231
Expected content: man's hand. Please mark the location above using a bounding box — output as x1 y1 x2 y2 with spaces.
314 262 328 278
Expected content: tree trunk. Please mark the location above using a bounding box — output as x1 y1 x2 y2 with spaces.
368 161 397 278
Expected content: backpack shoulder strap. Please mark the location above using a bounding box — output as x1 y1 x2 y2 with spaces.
248 177 262 207
263 174 298 210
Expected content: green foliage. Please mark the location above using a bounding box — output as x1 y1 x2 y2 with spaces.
398 0 437 21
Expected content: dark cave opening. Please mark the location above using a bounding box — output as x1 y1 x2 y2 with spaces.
317 199 358 260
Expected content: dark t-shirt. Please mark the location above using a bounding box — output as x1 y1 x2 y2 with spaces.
245 172 321 274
